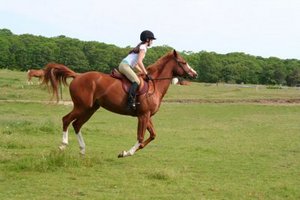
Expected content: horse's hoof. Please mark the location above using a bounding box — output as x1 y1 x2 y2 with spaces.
79 147 85 155
118 151 126 158
58 143 67 151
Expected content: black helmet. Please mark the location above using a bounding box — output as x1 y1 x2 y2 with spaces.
140 30 156 42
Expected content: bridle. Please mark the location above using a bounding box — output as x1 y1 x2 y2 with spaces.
150 57 194 81
145 57 195 96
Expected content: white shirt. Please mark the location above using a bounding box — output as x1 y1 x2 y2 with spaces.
122 44 147 68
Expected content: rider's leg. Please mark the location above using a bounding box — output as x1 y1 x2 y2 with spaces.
128 82 139 110
118 63 141 110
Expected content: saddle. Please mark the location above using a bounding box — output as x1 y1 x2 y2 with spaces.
110 69 149 96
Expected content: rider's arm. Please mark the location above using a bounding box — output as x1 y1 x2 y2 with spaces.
137 49 148 75
135 65 142 73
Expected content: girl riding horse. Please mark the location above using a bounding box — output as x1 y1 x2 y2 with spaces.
43 50 198 157
118 30 156 110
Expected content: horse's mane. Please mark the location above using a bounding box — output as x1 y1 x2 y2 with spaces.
147 51 173 74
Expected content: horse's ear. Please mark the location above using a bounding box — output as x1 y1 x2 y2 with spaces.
173 49 178 58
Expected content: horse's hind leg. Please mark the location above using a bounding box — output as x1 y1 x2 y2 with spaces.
38 77 42 84
58 109 79 150
72 104 100 155
27 76 32 85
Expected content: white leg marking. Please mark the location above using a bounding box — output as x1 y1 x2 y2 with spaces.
62 130 69 144
76 131 86 155
120 141 140 157
59 130 69 151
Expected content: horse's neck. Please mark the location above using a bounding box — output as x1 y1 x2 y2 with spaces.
150 60 173 99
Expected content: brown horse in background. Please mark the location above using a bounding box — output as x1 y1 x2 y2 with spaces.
43 50 198 157
27 69 45 85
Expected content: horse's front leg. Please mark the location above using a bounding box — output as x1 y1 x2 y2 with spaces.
118 113 150 158
139 117 156 149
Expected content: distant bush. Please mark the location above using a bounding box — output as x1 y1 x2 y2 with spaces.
1 28 300 86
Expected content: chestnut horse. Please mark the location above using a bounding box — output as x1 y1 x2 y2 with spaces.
43 50 198 157
27 69 45 85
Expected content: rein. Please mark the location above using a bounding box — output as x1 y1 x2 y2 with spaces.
145 77 173 97
151 77 173 81
145 57 190 96
149 57 191 81
174 58 195 76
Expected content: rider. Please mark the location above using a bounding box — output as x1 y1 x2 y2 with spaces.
118 30 156 110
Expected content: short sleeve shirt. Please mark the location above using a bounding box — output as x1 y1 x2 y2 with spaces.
122 44 147 68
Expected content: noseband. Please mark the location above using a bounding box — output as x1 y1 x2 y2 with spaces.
146 57 193 96
150 57 193 81
174 58 195 78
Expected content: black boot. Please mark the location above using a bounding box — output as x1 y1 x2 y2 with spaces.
127 82 139 110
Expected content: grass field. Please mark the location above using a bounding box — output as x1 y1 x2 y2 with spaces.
0 69 300 199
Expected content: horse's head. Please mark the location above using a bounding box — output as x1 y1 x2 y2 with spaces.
171 50 198 79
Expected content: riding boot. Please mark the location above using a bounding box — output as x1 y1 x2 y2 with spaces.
128 82 139 110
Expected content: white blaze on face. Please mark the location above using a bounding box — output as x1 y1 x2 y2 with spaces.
172 77 179 85
187 63 197 76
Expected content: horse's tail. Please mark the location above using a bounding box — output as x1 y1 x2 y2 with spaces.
43 63 78 101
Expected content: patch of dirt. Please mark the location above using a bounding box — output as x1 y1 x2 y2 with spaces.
0 99 73 106
1 98 300 105
163 98 300 105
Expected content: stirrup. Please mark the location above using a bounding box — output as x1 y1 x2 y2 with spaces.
130 100 141 110
131 102 137 110
127 102 136 110
131 97 137 110
127 96 137 110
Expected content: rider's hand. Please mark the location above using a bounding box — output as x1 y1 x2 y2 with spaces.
146 74 152 81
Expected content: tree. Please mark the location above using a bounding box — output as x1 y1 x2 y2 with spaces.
286 69 300 86
54 37 89 71
1 28 300 86
0 38 11 67
0 28 13 36
198 52 221 83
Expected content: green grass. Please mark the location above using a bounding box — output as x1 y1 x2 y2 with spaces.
165 82 300 102
1 103 300 199
0 69 300 199
0 69 71 101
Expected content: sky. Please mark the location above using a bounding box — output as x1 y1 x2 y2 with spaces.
1 0 300 59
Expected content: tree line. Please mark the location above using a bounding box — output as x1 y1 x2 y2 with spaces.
1 28 300 86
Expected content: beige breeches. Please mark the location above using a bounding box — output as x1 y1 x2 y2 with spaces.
118 62 140 85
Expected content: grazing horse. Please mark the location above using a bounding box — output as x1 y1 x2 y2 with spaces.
27 69 45 85
43 50 198 157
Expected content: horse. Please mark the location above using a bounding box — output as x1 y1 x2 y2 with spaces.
27 69 45 85
42 50 198 157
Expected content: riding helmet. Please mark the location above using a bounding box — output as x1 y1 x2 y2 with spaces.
140 30 156 42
